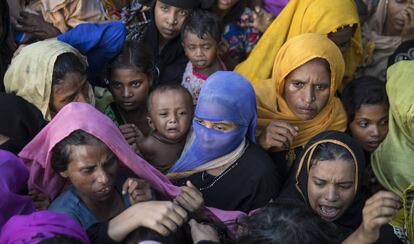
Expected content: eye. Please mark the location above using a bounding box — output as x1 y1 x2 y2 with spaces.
358 121 368 128
81 167 95 174
339 183 353 189
203 45 211 50
214 125 226 131
111 82 122 89
315 84 328 91
187 45 196 50
131 80 142 88
379 119 388 126
159 112 168 117
292 81 305 88
178 10 189 16
313 179 325 186
160 5 169 12
104 156 117 169
64 95 76 103
178 111 188 116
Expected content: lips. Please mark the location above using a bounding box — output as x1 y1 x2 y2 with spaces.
318 205 341 220
364 140 380 151
297 107 315 115
194 60 207 67
162 28 176 37
96 186 112 197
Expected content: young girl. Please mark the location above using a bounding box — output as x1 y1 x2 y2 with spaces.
104 41 154 150
341 76 389 196
181 10 226 104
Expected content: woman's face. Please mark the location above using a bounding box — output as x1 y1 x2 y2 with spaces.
60 143 119 203
49 72 89 116
307 158 356 222
154 0 190 41
216 0 240 11
284 58 331 120
385 0 411 35
110 68 150 111
328 26 354 54
349 103 389 153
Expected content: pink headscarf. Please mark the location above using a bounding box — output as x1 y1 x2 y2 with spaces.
0 211 89 244
19 102 244 222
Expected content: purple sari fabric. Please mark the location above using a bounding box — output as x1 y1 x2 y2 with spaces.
0 150 34 231
0 211 89 243
263 0 289 17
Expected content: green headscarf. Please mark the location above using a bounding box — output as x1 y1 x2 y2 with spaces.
371 61 414 197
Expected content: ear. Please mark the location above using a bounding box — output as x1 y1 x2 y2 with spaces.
59 171 69 178
147 116 155 130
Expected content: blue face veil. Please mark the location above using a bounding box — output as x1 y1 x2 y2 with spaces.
169 71 257 173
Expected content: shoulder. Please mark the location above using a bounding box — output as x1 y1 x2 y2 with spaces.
49 188 97 229
238 142 279 180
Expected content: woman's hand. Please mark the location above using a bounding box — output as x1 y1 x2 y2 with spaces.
119 124 144 151
29 189 50 210
122 178 152 204
342 191 400 244
108 201 188 241
239 6 275 33
189 219 219 243
174 181 204 213
16 11 61 42
258 121 298 151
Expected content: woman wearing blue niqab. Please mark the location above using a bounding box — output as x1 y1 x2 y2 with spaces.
169 71 280 212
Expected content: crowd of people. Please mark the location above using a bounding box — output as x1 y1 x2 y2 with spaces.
0 0 413 243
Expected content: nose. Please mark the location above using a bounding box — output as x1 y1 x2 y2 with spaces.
195 47 203 57
75 92 88 103
96 168 109 184
166 12 177 26
370 125 380 138
168 114 178 124
122 87 132 98
325 185 339 202
303 86 315 105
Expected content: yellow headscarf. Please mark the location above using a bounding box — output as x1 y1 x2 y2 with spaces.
371 61 414 197
235 0 362 84
4 39 86 121
253 33 347 149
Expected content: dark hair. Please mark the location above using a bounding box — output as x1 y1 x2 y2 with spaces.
181 9 223 43
105 41 155 84
147 84 193 111
1 0 12 91
51 130 106 173
341 76 389 124
39 235 83 244
236 203 338 244
311 142 354 165
52 53 87 85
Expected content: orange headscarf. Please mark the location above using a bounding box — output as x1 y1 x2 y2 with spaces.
253 33 347 149
235 0 362 84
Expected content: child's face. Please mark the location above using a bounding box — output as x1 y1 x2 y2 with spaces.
154 0 190 41
216 0 239 11
149 90 193 141
349 104 389 153
182 32 219 71
109 68 150 111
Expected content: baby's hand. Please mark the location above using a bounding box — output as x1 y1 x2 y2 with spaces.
122 178 152 205
174 181 204 212
29 189 50 210
119 124 144 147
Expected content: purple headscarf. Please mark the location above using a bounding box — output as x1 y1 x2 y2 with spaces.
169 71 257 173
0 150 34 231
0 211 90 243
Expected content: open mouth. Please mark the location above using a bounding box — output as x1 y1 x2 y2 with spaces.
318 205 340 220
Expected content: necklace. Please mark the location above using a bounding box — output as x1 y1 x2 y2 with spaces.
199 162 239 191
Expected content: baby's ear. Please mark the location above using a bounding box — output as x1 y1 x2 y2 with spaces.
147 116 155 130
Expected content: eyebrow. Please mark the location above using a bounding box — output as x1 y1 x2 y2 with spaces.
312 176 354 185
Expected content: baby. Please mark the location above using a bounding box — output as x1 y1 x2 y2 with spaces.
139 84 193 173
